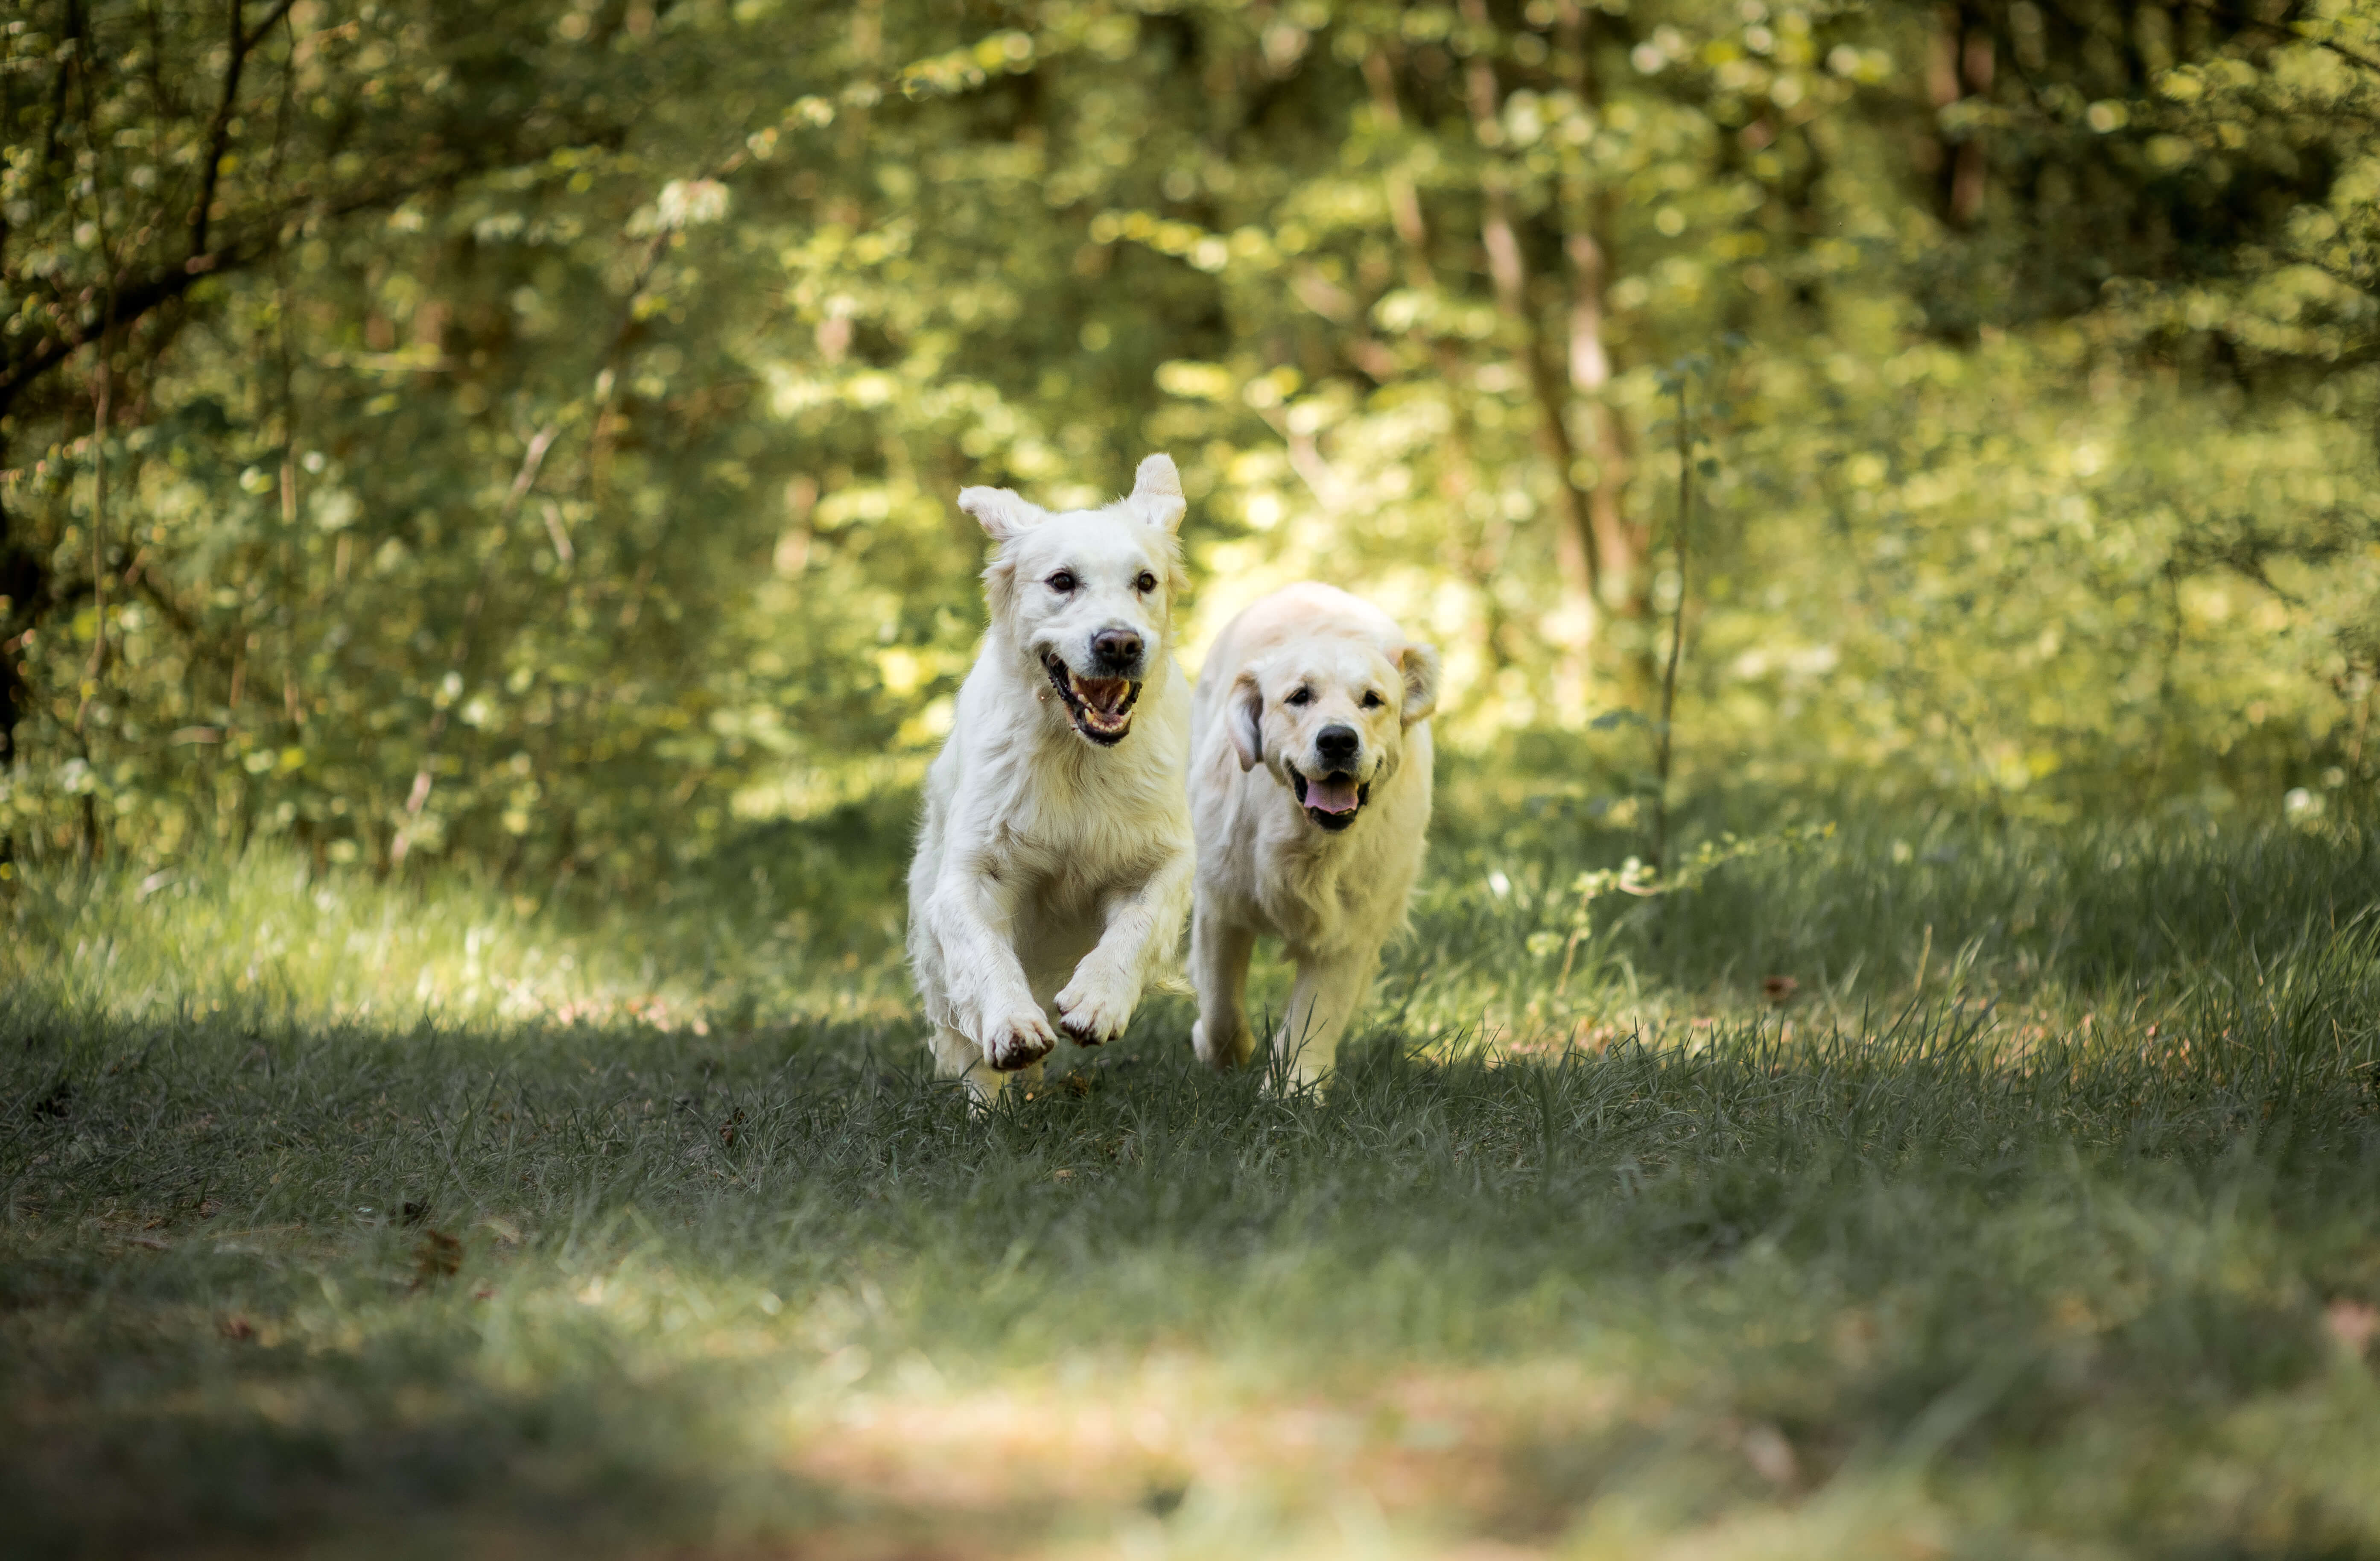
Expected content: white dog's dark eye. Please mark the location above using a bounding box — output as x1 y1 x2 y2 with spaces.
1048 571 1077 593
1286 687 1312 707
1361 690 1385 709
1135 571 1157 593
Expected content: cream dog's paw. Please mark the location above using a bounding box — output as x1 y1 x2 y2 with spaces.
1056 965 1137 1046
1191 1016 1256 1071
982 1007 1057 1071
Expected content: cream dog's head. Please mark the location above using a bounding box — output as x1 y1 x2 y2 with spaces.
1227 630 1440 833
961 455 1189 748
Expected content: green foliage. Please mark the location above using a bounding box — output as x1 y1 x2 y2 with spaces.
4 0 2379 886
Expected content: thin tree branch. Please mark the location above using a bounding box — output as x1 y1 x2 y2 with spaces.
2181 0 2380 75
1650 372 1693 875
241 0 298 53
190 0 272 260
0 257 222 419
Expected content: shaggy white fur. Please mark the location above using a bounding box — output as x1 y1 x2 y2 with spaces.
906 456 1196 1101
1188 582 1441 1084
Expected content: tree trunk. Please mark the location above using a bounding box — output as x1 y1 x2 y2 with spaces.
0 469 41 850
1456 0 1601 690
1361 45 1510 670
1556 0 1655 701
1931 3 1994 228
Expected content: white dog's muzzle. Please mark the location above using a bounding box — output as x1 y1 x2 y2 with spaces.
1041 652 1143 746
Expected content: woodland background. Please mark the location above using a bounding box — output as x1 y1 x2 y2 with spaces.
5 0 2380 892
10 10 2380 1555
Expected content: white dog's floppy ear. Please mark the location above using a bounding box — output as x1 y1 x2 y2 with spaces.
958 485 1043 544
1396 642 1442 726
1128 454 1186 535
1227 667 1265 772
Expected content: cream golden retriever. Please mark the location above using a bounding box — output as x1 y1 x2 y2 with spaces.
1188 583 1441 1082
906 456 1196 1101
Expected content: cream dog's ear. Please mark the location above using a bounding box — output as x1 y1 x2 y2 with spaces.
1396 641 1443 725
1127 454 1186 535
958 485 1043 543
1228 666 1265 771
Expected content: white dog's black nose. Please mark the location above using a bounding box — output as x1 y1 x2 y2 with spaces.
1315 724 1360 769
1091 627 1144 672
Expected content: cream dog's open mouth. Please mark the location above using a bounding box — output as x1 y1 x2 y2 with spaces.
1043 654 1141 746
1286 764 1369 832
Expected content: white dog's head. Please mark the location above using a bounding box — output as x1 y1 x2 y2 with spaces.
960 455 1189 749
1227 631 1440 833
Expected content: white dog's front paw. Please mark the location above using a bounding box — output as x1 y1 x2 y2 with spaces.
1056 966 1137 1046
981 1007 1057 1072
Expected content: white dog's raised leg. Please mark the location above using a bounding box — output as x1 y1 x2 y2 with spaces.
1055 853 1194 1046
1189 907 1258 1071
923 868 1058 1073
1273 952 1378 1084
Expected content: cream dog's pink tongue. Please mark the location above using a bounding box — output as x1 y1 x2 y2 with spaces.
1305 774 1361 814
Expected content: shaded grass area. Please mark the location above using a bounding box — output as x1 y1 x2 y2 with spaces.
4 819 2380 1557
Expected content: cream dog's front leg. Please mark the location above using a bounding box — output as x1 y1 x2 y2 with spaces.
924 861 1058 1071
1055 848 1194 1044
1273 950 1379 1083
1189 901 1257 1071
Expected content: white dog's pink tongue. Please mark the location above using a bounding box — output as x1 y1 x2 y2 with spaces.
1072 675 1130 714
1305 774 1360 814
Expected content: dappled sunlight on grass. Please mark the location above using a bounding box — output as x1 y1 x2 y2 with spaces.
4 821 2378 1555
1 843 914 1031
772 1351 1620 1537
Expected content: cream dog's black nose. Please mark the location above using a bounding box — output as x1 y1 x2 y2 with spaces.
1091 627 1144 672
1315 725 1360 769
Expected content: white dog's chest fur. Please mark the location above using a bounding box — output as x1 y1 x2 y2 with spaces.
977 744 1184 866
941 658 1190 867
970 766 1189 944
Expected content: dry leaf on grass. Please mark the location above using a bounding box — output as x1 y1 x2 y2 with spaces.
414 1229 464 1283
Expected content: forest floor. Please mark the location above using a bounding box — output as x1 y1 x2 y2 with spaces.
4 812 2379 1559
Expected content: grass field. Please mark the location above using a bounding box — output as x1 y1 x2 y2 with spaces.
5 807 2379 1559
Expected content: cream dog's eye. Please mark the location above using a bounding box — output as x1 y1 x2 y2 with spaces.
1286 687 1312 707
1047 571 1077 593
1135 571 1157 592
1361 690 1385 709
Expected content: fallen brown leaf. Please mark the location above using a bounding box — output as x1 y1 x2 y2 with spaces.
414 1229 464 1282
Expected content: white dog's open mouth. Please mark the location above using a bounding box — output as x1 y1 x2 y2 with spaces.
1287 765 1369 832
1043 655 1141 746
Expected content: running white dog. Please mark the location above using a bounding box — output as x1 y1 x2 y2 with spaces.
906 455 1196 1100
1188 583 1441 1082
